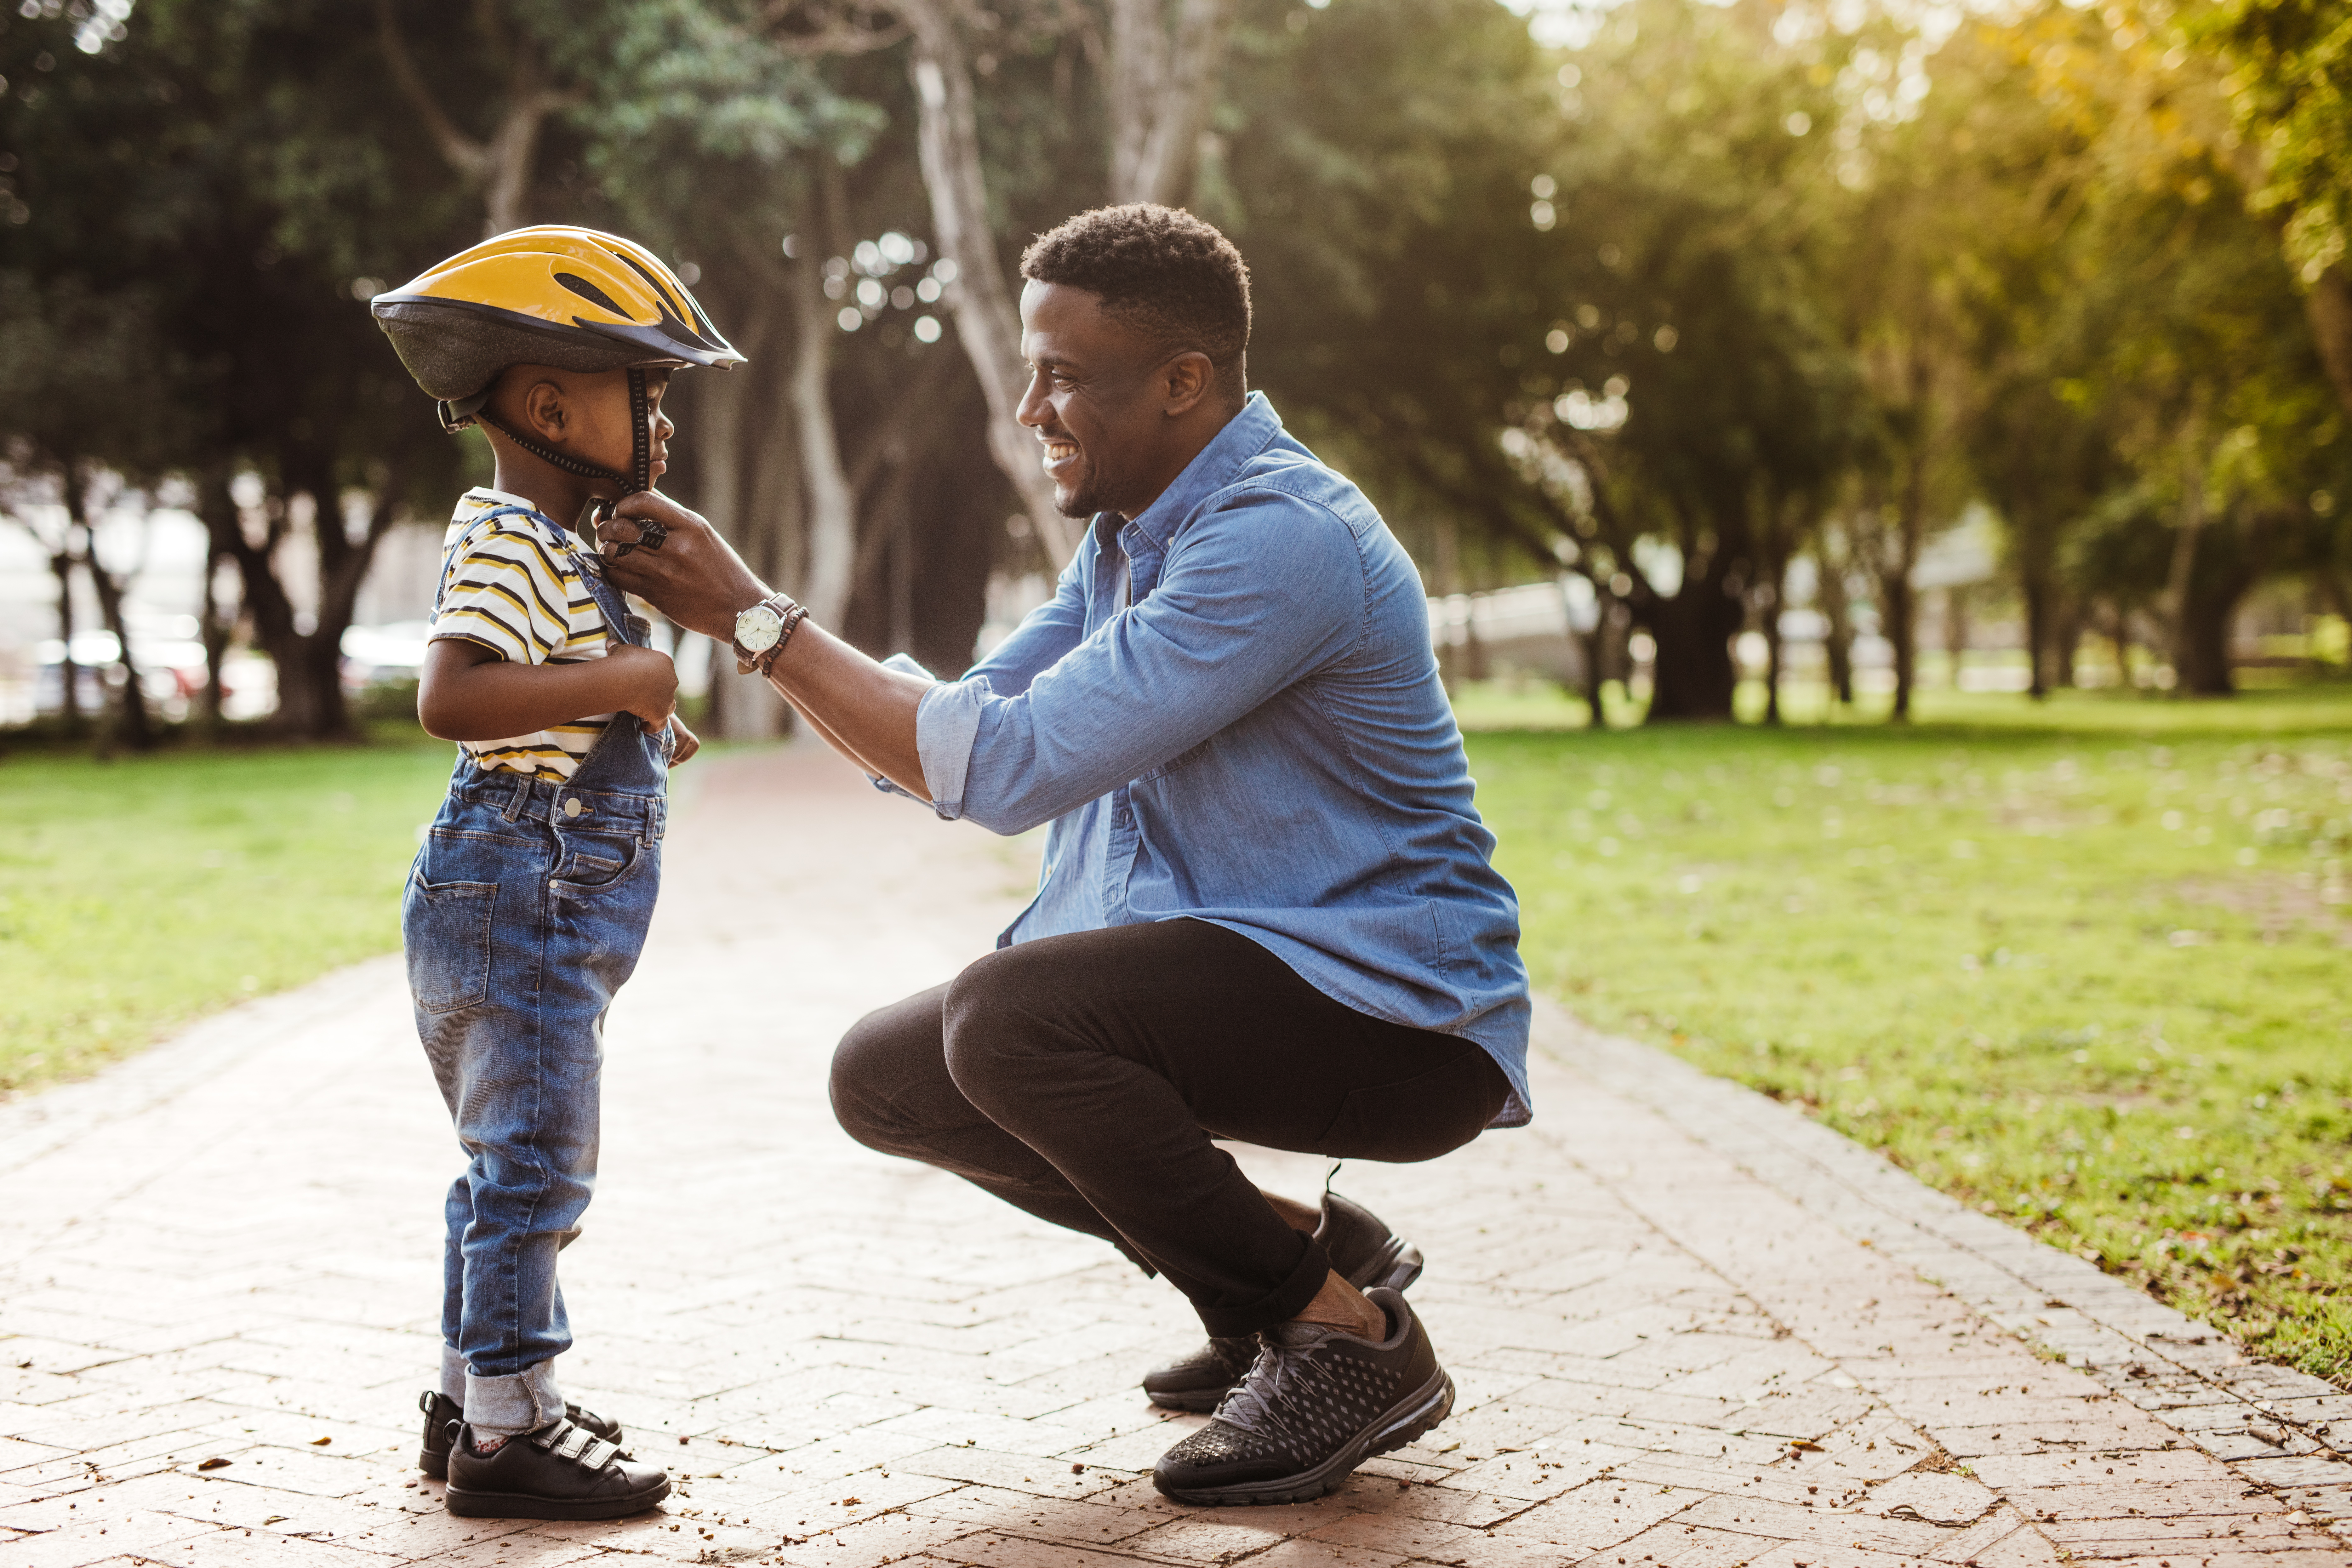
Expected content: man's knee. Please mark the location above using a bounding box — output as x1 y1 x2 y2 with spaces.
939 943 1076 1110
829 989 944 1153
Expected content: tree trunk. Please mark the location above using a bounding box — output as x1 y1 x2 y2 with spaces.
1106 0 1237 208
2163 465 2209 693
198 469 400 742
376 0 577 235
2306 264 2352 422
60 465 155 754
2177 579 2243 695
1944 586 1968 687
1818 551 1854 705
791 177 857 629
899 0 1079 567
1644 577 1742 721
43 542 86 733
2022 570 2052 700
2052 592 2080 688
1566 573 1607 728
2109 599 2134 689
1884 571 1916 721
1761 577 1784 727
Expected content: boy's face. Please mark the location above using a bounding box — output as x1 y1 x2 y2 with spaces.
493 365 675 491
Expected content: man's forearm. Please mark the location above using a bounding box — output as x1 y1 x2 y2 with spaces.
763 620 932 798
774 686 889 783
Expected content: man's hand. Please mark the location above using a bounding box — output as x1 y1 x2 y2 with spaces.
600 640 680 734
595 491 770 643
667 717 701 767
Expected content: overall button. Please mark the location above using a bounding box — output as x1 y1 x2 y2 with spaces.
563 798 583 818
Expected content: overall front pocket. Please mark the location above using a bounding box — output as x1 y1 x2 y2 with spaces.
403 875 499 1013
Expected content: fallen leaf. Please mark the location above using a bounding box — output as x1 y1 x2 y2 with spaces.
309 1436 332 1446
839 1496 861 1506
197 1457 231 1471
1790 1440 1824 1452
1070 1463 1086 1474
262 1515 288 1525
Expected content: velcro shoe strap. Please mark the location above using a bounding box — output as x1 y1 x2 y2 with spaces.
529 1419 587 1458
577 1436 619 1470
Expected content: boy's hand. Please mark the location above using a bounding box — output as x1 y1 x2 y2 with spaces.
600 640 679 734
667 718 701 767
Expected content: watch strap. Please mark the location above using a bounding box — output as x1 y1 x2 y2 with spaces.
734 594 809 677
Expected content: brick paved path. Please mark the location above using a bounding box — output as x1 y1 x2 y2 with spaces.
5 745 2351 1568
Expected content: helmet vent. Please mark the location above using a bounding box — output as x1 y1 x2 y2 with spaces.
555 271 630 319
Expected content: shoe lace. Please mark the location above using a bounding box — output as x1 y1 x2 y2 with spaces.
1210 1334 1334 1446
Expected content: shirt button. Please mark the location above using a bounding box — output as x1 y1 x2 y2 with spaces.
563 798 583 818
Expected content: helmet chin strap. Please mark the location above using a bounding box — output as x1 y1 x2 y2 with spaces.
436 367 652 498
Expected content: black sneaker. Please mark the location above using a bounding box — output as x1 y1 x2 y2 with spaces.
416 1390 627 1480
1152 1287 1453 1506
444 1417 671 1520
1142 1189 1424 1412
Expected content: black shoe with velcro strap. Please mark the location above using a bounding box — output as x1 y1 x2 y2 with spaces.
443 1416 671 1520
1151 1287 1454 1507
1142 1189 1425 1412
415 1389 627 1481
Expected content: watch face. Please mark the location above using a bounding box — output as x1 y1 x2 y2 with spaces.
737 604 784 652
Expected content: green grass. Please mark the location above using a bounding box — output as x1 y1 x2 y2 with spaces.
1467 682 2352 1383
0 737 458 1094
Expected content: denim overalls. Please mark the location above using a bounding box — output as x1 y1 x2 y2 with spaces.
403 504 670 1438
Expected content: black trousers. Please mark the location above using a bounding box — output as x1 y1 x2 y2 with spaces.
829 917 1509 1337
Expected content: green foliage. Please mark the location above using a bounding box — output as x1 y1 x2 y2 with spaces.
2207 0 2352 282
0 739 457 1096
1473 685 2352 1381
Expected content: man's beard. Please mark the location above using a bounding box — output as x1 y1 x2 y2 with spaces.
1052 451 1120 519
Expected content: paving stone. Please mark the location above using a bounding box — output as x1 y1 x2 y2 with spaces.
7 744 2352 1567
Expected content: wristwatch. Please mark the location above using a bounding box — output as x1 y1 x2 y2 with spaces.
733 593 808 676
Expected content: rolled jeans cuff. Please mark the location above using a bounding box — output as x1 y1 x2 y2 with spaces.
439 1343 468 1403
464 1358 565 1439
1196 1234 1333 1340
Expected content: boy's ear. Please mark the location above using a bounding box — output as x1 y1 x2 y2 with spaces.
517 378 568 441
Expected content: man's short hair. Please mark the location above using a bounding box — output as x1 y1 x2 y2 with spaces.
1020 204 1251 393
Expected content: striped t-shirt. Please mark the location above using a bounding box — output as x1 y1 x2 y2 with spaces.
428 488 616 781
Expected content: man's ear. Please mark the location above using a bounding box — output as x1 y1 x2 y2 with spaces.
1161 351 1214 418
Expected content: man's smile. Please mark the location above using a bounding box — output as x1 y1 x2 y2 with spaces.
1040 436 1080 478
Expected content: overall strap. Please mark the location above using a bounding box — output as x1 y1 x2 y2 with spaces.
571 547 651 648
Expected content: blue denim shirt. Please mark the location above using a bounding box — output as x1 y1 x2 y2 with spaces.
899 393 1531 1125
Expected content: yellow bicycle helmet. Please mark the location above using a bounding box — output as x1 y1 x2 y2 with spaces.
372 225 744 495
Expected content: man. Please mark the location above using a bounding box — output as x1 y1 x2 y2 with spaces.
599 204 1531 1507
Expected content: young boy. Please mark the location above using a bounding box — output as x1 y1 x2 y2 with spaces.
371 226 743 1521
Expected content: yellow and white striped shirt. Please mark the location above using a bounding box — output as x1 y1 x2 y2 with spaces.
429 488 616 781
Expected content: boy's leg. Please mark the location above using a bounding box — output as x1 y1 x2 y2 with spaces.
434 994 601 1438
410 807 596 1441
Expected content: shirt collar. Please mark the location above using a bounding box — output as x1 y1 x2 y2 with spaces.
458 485 555 524
1116 391 1282 551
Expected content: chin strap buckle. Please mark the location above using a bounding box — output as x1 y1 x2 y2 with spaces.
584 496 668 559
436 391 493 434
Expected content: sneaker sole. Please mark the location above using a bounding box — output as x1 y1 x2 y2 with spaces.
1145 1385 1230 1414
1152 1365 1456 1507
443 1475 671 1521
417 1448 448 1481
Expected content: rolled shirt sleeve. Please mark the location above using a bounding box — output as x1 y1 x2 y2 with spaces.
913 672 991 818
940 488 1365 836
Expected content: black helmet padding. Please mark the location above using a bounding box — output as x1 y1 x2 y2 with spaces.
374 299 690 404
